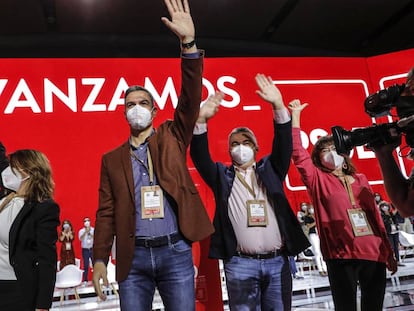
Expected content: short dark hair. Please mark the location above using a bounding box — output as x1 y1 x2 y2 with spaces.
311 135 356 174
125 85 155 108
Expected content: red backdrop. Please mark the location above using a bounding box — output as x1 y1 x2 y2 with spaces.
0 48 413 309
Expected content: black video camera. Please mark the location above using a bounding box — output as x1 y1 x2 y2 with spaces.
332 83 414 155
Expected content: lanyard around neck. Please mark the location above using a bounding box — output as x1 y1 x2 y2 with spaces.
130 147 154 185
235 170 256 199
338 175 356 207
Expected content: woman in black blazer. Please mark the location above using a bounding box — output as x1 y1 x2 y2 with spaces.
0 149 60 311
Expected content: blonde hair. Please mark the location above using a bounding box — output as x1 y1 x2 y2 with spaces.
9 149 54 202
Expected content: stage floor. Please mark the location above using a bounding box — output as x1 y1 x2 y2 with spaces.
51 254 414 311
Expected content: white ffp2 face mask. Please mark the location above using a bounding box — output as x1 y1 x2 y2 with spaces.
1 166 28 192
126 105 153 130
321 150 344 170
231 145 254 166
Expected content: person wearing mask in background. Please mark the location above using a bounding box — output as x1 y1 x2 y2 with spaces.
371 67 414 217
59 219 75 270
288 99 397 311
303 204 328 276
92 1 214 309
378 200 404 266
297 202 309 237
190 75 310 311
0 149 60 311
79 217 94 284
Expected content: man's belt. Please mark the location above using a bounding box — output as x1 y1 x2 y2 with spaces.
235 249 285 260
135 232 181 248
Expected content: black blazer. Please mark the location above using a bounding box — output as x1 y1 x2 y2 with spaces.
9 199 60 310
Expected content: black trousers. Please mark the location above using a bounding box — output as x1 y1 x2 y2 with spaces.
0 280 32 311
326 259 386 311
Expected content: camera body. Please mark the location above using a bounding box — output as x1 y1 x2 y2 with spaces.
332 83 414 155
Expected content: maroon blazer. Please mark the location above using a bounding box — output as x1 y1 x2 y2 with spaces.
93 53 214 282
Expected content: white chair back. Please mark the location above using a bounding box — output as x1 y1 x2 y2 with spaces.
55 264 84 289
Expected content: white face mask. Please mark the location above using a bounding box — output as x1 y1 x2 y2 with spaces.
321 150 344 170
84 221 90 227
309 208 314 214
63 223 70 230
126 105 153 130
231 145 254 166
1 166 28 192
301 205 307 212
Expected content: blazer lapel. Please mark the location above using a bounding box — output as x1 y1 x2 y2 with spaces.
120 142 135 203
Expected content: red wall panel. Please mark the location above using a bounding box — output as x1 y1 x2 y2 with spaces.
0 49 413 309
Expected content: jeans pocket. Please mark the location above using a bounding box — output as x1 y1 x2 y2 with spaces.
171 239 191 253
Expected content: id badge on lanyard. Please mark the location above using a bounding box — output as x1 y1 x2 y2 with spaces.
347 208 374 236
340 175 373 237
236 170 268 227
141 185 164 219
247 199 268 226
131 147 165 219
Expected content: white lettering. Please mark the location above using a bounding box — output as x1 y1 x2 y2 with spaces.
108 78 129 111
44 78 77 112
0 79 7 96
355 145 375 159
216 76 240 108
309 128 328 145
201 78 215 105
0 76 243 114
5 79 41 114
300 130 310 149
145 77 178 110
82 78 106 112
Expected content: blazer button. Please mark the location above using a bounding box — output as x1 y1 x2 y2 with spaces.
129 233 133 238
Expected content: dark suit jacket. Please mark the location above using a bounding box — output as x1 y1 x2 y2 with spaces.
93 53 215 282
9 199 60 310
190 120 310 259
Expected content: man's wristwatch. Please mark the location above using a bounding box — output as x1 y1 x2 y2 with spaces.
181 40 196 49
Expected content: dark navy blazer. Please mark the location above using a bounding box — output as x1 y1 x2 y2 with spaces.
190 120 310 260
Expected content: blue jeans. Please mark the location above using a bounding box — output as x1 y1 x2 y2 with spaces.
119 239 195 311
82 248 93 281
224 255 292 311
